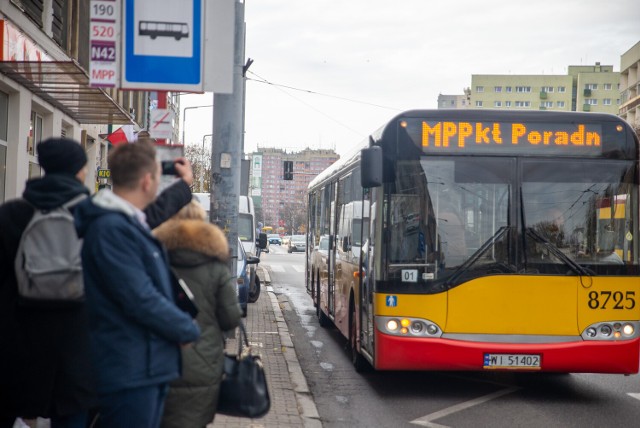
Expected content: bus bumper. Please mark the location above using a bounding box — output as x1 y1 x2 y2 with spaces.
374 332 640 374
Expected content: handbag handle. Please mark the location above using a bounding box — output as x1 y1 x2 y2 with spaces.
236 321 251 356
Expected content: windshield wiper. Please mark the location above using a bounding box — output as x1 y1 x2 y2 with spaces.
445 226 512 287
524 227 592 276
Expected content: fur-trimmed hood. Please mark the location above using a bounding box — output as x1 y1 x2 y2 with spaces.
153 219 229 262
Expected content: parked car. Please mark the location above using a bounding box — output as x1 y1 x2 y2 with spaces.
268 234 282 245
287 234 307 253
237 238 259 317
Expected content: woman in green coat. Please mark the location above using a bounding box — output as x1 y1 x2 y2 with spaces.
154 200 242 428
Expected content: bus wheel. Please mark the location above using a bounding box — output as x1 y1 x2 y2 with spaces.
248 275 260 303
317 283 331 328
350 301 370 372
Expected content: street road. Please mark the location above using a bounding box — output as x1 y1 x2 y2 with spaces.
260 245 640 427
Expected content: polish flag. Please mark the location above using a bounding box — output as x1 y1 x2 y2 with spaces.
105 125 135 146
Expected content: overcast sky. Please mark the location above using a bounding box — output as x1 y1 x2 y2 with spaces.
179 0 640 158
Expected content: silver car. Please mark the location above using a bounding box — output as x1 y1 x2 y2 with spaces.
287 235 306 253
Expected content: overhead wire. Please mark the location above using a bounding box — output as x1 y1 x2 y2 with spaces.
246 70 402 138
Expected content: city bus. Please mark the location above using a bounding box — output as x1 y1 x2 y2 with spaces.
306 109 640 374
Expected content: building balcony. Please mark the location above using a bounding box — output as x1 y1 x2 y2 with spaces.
539 91 547 99
583 89 592 97
583 103 591 112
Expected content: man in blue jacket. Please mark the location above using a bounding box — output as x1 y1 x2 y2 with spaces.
75 141 200 428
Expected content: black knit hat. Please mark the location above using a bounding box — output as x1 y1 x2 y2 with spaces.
37 137 88 176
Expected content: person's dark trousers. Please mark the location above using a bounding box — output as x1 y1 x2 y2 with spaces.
51 412 88 428
97 384 169 428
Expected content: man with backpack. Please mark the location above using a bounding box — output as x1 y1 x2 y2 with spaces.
0 138 93 428
0 137 197 428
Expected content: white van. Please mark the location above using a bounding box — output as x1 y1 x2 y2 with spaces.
239 195 267 302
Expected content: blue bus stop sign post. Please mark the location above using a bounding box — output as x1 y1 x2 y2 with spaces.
121 0 203 91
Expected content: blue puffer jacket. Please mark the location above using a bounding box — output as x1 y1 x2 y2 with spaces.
74 190 200 394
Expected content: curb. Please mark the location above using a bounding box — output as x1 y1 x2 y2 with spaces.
259 266 322 428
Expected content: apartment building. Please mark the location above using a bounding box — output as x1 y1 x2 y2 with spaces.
437 91 470 109
470 64 620 115
620 41 640 130
0 0 154 202
249 147 339 230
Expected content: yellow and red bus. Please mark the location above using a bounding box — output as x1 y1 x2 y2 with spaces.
306 109 640 374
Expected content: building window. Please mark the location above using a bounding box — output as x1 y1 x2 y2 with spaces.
603 98 612 105
585 83 598 90
558 86 566 93
505 101 511 107
505 86 512 93
475 101 483 107
557 101 565 108
28 111 43 156
585 99 598 105
0 91 7 141
515 86 531 93
541 86 554 93
12 0 44 28
603 83 612 90
494 101 502 107
29 162 42 178
494 86 502 92
515 101 531 107
476 86 484 93
0 90 7 202
541 101 553 108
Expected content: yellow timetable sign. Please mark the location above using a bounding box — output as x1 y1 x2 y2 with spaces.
97 169 111 178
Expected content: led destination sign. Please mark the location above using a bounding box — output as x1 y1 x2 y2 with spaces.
402 120 604 156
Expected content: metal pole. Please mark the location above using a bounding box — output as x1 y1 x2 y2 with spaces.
210 0 245 274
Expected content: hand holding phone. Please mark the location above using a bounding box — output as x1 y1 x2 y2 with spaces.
161 160 177 176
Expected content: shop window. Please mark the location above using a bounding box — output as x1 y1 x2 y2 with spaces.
29 161 42 178
0 145 5 202
0 91 7 202
27 111 43 156
0 91 7 141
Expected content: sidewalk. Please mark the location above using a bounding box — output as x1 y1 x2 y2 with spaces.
212 267 321 428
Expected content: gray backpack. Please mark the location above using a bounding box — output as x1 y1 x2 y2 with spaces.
14 194 87 302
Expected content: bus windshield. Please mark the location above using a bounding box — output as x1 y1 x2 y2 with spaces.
522 159 637 270
385 157 638 286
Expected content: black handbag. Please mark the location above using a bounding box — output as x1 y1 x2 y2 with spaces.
217 322 271 418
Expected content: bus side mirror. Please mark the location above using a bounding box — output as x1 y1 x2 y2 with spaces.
258 233 268 249
361 145 382 188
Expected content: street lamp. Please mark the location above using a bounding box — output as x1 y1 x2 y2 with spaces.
199 134 213 192
181 104 213 145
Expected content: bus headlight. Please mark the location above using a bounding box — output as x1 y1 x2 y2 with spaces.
600 325 612 337
386 319 399 332
410 321 424 334
582 321 640 341
378 316 442 338
623 324 635 336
